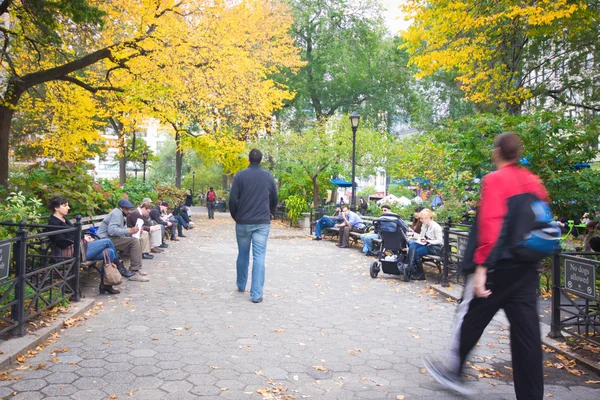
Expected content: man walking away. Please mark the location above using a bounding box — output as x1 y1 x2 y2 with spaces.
424 132 547 399
229 149 278 303
206 187 217 219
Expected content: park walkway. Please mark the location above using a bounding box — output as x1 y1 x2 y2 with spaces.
1 207 598 399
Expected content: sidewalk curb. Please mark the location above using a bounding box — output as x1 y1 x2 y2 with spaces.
0 297 96 370
431 284 600 376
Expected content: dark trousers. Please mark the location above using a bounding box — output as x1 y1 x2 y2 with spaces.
447 267 543 400
207 201 216 219
338 226 363 247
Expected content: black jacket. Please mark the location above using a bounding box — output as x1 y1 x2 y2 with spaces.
229 164 278 225
149 206 168 226
47 215 77 249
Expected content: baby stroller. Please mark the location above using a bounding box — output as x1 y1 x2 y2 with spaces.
370 214 411 281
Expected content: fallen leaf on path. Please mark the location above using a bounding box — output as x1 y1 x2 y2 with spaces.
585 380 600 384
313 365 327 372
396 396 405 400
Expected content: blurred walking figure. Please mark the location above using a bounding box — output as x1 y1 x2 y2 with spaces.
424 132 548 399
229 149 278 303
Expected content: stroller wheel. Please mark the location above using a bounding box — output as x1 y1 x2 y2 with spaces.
370 261 380 279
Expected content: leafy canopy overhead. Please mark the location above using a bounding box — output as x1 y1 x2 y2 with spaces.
401 0 598 113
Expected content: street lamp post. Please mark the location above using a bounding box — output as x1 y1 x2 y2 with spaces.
142 150 148 183
349 112 360 211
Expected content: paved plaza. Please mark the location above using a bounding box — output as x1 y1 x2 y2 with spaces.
1 207 599 399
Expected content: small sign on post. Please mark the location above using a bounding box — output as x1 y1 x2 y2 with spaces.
0 242 11 280
564 258 597 299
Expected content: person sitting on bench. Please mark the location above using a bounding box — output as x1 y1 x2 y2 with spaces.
312 206 342 241
336 206 366 248
46 195 133 295
406 208 443 280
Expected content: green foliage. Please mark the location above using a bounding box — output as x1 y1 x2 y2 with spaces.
284 195 310 225
0 192 44 240
262 115 393 207
432 112 600 219
387 185 415 199
122 179 155 206
8 161 106 217
280 0 418 132
357 186 377 197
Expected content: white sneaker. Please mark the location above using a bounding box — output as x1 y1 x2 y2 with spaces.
423 356 475 396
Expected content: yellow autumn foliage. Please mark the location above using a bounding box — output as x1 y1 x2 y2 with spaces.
5 0 302 166
400 0 590 108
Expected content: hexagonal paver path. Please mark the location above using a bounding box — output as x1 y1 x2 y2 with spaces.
2 207 599 399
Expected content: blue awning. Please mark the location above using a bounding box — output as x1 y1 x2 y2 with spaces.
572 163 590 170
330 179 353 187
391 180 410 185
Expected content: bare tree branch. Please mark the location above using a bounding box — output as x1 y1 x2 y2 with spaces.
59 75 124 94
547 92 600 113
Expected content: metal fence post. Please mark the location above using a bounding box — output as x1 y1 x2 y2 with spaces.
12 220 28 336
72 216 82 302
441 217 451 287
549 251 563 339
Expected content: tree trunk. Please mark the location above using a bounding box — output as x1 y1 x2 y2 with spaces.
175 132 182 188
312 176 320 208
109 117 127 185
0 105 15 188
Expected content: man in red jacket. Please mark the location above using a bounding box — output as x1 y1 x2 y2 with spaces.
424 132 546 399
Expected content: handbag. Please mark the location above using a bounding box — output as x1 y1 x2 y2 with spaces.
102 250 122 286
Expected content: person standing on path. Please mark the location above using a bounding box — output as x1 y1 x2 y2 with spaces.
229 149 278 303
206 187 217 219
424 132 547 399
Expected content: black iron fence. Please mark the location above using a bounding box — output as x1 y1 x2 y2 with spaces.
549 252 599 345
440 219 471 286
0 219 82 337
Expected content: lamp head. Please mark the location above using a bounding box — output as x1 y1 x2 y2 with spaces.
349 112 360 129
142 150 148 161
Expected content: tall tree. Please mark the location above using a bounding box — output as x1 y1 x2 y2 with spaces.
401 0 599 114
1 0 302 188
280 0 417 131
0 0 187 186
263 115 393 207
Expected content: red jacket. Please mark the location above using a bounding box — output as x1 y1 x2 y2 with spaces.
474 164 549 266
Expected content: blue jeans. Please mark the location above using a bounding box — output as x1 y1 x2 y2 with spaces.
86 239 118 263
235 224 270 301
174 215 188 235
361 233 379 254
315 216 334 238
408 241 430 269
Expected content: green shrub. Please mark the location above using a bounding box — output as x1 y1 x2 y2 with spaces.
284 195 310 224
122 179 155 205
0 192 44 240
8 161 106 217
